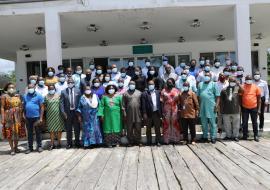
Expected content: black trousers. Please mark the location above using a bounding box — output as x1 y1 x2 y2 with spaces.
181 118 196 141
65 110 80 146
259 97 265 129
26 117 42 150
242 107 258 138
146 111 161 144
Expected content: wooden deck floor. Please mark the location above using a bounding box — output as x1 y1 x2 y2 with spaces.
1 139 270 190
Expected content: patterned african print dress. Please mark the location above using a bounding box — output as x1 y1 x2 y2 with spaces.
1 94 26 140
160 88 181 144
45 94 64 132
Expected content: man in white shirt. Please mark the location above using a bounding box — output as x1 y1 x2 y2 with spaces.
196 62 213 83
211 59 224 82
119 67 131 89
55 73 68 95
35 77 48 98
161 64 178 82
158 57 175 77
110 64 121 82
72 66 86 89
176 70 197 93
142 59 151 78
254 71 269 131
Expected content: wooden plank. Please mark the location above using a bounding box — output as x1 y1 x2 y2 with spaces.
2 149 67 190
175 145 225 190
163 145 201 190
152 146 180 190
117 146 139 190
198 143 267 189
215 142 270 188
17 149 86 190
95 147 126 190
237 141 270 161
73 148 113 190
137 146 159 190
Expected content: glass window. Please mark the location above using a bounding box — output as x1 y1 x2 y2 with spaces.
178 55 191 66
166 55 176 68
109 58 122 69
62 59 70 70
200 53 214 61
71 59 83 71
229 52 236 63
150 56 162 67
136 57 148 68
123 58 134 68
215 52 230 65
26 61 41 80
41 61 47 77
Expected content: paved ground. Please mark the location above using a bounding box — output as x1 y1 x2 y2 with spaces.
0 139 270 190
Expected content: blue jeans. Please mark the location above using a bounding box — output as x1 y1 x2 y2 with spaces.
26 117 42 150
201 117 217 140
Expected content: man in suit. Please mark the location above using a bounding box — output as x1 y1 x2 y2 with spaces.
60 78 82 148
141 80 162 146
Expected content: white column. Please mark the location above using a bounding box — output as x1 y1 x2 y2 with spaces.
234 2 252 75
45 10 62 72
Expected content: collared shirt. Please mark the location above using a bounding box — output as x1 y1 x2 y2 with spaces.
161 72 178 82
211 66 224 82
35 86 48 98
179 91 199 118
150 90 158 111
55 82 68 95
254 79 269 102
240 84 261 109
175 66 184 76
111 72 121 82
68 87 75 110
120 75 131 88
72 73 86 89
158 65 175 77
176 76 197 93
216 81 229 94
196 71 214 82
23 92 44 118
220 86 241 114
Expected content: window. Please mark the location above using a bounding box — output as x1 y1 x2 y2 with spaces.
200 53 214 61
62 59 71 69
178 55 191 65
150 56 162 67
166 55 176 68
71 59 83 71
27 61 41 79
41 61 47 77
109 58 122 69
136 57 148 68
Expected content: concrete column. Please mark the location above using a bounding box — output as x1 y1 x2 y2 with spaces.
234 2 252 75
44 10 62 72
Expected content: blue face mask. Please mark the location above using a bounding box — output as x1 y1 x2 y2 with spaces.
200 60 205 66
38 81 45 86
96 70 102 75
224 71 231 76
181 75 187 80
118 82 124 88
148 85 155 91
204 66 210 72
204 76 211 82
30 80 36 85
129 84 136 90
180 63 185 68
49 90 56 95
231 66 237 71
28 88 35 94
183 86 189 92
59 77 66 83
48 71 54 77
121 73 126 78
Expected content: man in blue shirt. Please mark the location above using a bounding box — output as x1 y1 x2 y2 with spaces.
23 84 44 154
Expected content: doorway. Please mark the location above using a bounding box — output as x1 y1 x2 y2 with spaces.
94 58 108 72
251 51 259 74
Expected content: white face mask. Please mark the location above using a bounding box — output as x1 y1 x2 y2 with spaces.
163 61 168 66
118 82 124 88
135 71 140 76
7 88 15 94
214 62 220 67
107 69 112 74
112 68 117 73
226 60 231 65
104 77 110 82
94 83 100 87
146 62 151 67
59 77 66 82
206 60 210 64
28 88 35 94
254 75 260 80
149 71 155 75
48 71 54 77
96 70 102 75
68 83 74 88
229 82 236 87
58 69 63 74
128 62 134 67
49 90 56 95
89 65 95 70
129 84 136 90
245 80 253 84
108 89 115 94
85 90 91 95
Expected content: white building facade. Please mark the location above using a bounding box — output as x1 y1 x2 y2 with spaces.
0 0 270 93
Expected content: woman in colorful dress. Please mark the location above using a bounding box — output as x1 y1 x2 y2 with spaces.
77 86 103 148
45 67 59 86
91 78 105 99
160 78 181 144
1 83 26 155
98 84 123 147
45 84 65 150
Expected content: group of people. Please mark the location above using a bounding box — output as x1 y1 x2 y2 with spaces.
1 56 268 155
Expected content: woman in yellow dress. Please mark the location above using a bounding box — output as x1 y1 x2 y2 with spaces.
45 67 59 86
1 83 26 155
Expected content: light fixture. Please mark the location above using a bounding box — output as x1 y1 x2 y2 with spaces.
62 42 69 49
139 21 152 30
249 17 255 24
178 36 185 43
35 26 45 35
190 19 201 28
87 24 100 32
100 40 108 46
256 33 263 40
216 34 225 41
140 38 148 44
20 44 29 51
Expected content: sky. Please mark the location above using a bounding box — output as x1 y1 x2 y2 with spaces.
0 58 15 73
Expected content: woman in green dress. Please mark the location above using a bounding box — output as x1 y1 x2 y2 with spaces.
98 84 123 147
45 84 65 150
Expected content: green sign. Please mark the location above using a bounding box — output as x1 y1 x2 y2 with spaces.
132 45 153 54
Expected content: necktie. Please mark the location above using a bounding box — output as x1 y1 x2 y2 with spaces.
70 88 75 109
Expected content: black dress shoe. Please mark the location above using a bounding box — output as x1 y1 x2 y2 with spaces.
66 144 72 149
211 139 216 144
254 136 259 142
234 138 239 142
75 143 81 148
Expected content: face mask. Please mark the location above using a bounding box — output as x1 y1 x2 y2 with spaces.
89 65 95 70
135 71 140 76
104 77 110 82
86 74 91 80
206 60 210 64
96 70 102 75
118 82 124 88
181 74 187 80
180 63 185 68
183 86 189 92
59 77 66 83
146 62 151 67
167 83 174 88
7 88 15 94
148 85 155 91
254 75 260 80
245 80 252 84
224 71 231 76
38 81 45 86
226 60 231 66
68 83 74 88
184 69 190 75
94 83 100 87
49 90 56 95
149 71 155 75
204 76 211 82
107 69 112 74
163 61 168 66
112 68 117 73
231 66 237 71
237 71 243 76
28 88 35 94
76 70 82 74
229 82 236 87
200 60 205 66
108 89 115 95
58 70 63 74
85 90 91 95
48 71 54 77
204 66 210 72
128 62 134 67
214 62 220 67
30 80 36 85
121 73 126 78
129 84 136 90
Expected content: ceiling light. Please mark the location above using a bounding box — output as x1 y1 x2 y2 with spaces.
35 26 45 35
62 42 69 49
100 40 108 46
249 17 255 24
256 33 263 40
140 38 148 44
216 34 225 41
178 36 185 43
190 19 201 28
20 44 29 51
139 21 152 30
87 24 100 32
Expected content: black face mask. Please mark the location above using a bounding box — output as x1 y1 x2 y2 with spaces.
167 83 174 89
86 74 91 80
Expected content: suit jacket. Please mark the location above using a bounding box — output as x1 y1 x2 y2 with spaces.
141 90 162 117
60 87 81 117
